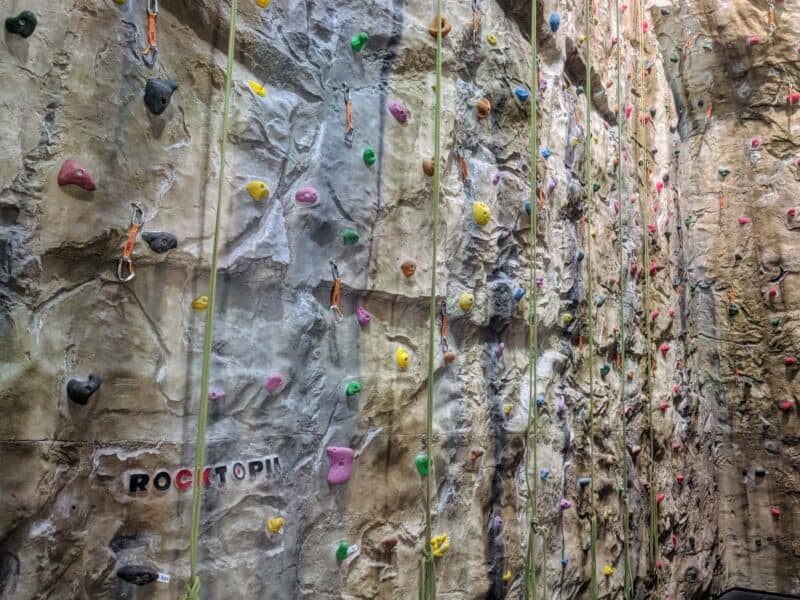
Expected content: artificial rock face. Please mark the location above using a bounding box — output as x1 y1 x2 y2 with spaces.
0 1 798 599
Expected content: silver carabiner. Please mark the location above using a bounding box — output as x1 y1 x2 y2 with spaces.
117 257 135 282
147 0 158 15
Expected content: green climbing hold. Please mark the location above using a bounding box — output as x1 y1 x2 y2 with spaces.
336 541 350 561
346 381 362 396
728 303 739 316
673 147 680 157
718 167 731 177
690 282 698 293
582 541 592 551
363 147 376 166
770 317 780 327
600 364 611 377
342 228 359 246
670 52 679 63
684 216 693 229
5 10 36 38
415 454 431 476
592 182 601 192
576 85 584 95
350 32 368 52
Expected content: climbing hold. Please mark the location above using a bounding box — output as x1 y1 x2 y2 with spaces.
350 31 368 52
208 389 224 401
326 447 354 484
576 250 585 263
603 565 614 577
247 180 270 201
660 343 671 356
264 373 286 394
578 476 591 489
559 498 571 510
596 294 606 307
476 97 491 118
513 288 525 301
549 12 561 32
4 10 36 37
755 466 767 477
561 313 573 326
649 260 659 276
784 356 797 366
470 447 484 461
400 260 416 278
539 468 550 480
768 287 778 299
345 381 361 397
656 492 666 505
540 147 552 159
388 101 409 124
380 534 399 552
191 295 209 310
415 453 431 476
430 533 450 557
502 570 512 583
624 104 633 119
655 181 664 194
58 159 96 191
443 351 456 364
668 308 676 318
144 79 178 116
362 147 376 166
422 158 436 177
473 201 491 226
561 558 569 567
428 15 452 38
789 92 800 105
788 207 797 220
295 186 318 206
718 167 731 177
779 401 792 412
738 216 750 225
514 87 530 102
579 34 586 44
255 0 271 7
486 33 497 45
751 138 761 149
672 441 682 452
267 517 285 534
459 292 475 311
536 394 545 408
600 364 610 377
658 400 669 412
676 473 685 485
492 172 501 185
642 20 649 33
142 232 177 253
592 182 600 192
336 541 350 561
535 276 544 288
396 346 410 370
248 80 267 97
494 343 505 359
116 565 158 586
342 228 359 246
524 201 531 216
503 403 513 416
747 35 759 46
67 374 102 405
770 317 781 327
669 52 679 63
771 506 781 518
576 85 584 96
356 306 372 327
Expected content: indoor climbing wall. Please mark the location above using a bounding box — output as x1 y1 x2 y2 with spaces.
0 0 798 599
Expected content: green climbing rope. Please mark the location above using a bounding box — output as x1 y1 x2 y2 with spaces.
419 1 443 598
615 0 633 596
523 0 540 596
584 0 599 597
180 2 238 599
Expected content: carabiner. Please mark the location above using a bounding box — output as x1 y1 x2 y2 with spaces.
329 259 340 281
117 256 135 282
343 83 354 147
142 0 159 68
130 203 145 227
117 204 144 282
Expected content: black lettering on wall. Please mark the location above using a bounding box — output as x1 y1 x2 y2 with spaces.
214 465 227 484
248 460 263 478
153 471 171 492
129 473 150 493
232 462 246 480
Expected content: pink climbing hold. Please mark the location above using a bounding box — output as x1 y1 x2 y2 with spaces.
655 181 664 193
388 101 409 124
356 305 372 326
610 36 617 46
788 207 797 220
738 216 750 225
649 260 659 276
559 498 571 510
264 373 286 394
295 186 319 206
784 356 797 366
658 400 668 412
771 506 781 518
747 35 760 46
58 158 96 191
768 287 778 299
672 383 681 396
751 138 761 149
675 473 685 485
656 492 666 505
630 260 638 276
671 534 678 550
624 104 633 119
788 92 800 105
621 3 628 14
650 309 660 321
614 200 620 214
779 401 792 412
642 20 649 33
668 308 676 318
208 389 225 401
495 342 505 359
326 446 354 484
656 559 664 570
660 343 671 356
672 440 682 452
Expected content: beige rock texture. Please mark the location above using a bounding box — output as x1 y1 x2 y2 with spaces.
0 0 798 598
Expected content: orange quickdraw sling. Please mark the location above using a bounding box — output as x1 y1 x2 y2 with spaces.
117 204 144 282
142 0 158 68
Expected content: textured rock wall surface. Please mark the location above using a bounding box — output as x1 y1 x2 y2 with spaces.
0 0 798 598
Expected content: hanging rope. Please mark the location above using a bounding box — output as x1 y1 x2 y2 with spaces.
615 0 633 596
179 2 238 599
523 0 540 596
419 1 443 597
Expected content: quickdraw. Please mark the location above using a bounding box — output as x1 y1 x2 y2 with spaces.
142 0 158 68
343 83 354 147
459 151 469 183
471 0 480 45
439 301 449 351
330 260 343 319
117 203 145 282
768 0 776 35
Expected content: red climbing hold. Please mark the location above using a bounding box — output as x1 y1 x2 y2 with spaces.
672 383 681 396
658 401 668 412
768 287 778 298
624 104 633 119
614 200 620 213
671 533 678 550
788 207 797 220
751 138 761 149
656 559 664 570
650 309 660 321
647 223 656 234
668 308 676 318
656 492 666 504
771 506 781 518
672 440 682 452
655 181 664 193
58 159 96 191
779 401 792 412
788 92 800 105
642 21 649 33
649 260 659 276
630 260 638 276
660 343 671 356
738 216 750 225
784 356 797 366
676 473 685 485
621 4 628 14
611 36 617 46
747 35 760 46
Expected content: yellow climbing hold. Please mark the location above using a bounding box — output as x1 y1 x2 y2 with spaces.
459 292 475 312
579 34 587 43
192 295 209 310
486 33 497 45
503 403 513 416
113 0 127 4
502 570 512 583
590 228 597 238
473 201 491 226
247 180 270 201
561 313 573 326
255 0 271 7
267 517 285 533
396 346 409 370
431 533 450 558
248 79 267 97
571 136 579 147
603 564 614 576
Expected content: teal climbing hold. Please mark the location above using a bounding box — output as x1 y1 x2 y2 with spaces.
350 32 368 52
596 294 606 307
576 85 584 95
600 364 610 377
576 250 585 262
690 282 697 292
5 10 36 38
673 147 680 157
718 167 731 177
592 182 600 192
728 303 739 316
415 454 431 476
342 228 359 246
770 317 780 327
670 52 679 63
363 147 376 166
702 41 713 51
346 381 362 396
336 541 350 561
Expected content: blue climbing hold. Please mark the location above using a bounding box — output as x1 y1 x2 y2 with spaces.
514 86 530 102
524 201 531 216
549 12 561 32
539 468 550 480
540 146 552 159
561 557 569 567
536 393 545 408
578 476 591 489
513 288 525 301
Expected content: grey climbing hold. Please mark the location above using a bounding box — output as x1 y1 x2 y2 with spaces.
578 476 591 489
144 79 178 116
67 374 101 405
116 565 158 586
142 232 177 253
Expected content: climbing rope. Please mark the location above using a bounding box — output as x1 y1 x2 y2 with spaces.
418 1 443 597
615 0 633 596
179 1 238 598
523 0 540 595
583 0 599 597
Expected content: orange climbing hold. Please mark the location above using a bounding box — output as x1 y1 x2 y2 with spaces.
428 15 452 38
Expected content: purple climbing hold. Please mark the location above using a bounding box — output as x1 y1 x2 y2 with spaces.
560 498 572 510
326 446 354 484
495 343 505 358
264 373 286 394
492 172 501 185
493 516 504 531
388 101 409 124
295 186 318 206
208 389 225 401
356 305 372 326
547 177 557 195
535 275 544 288
557 394 566 416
